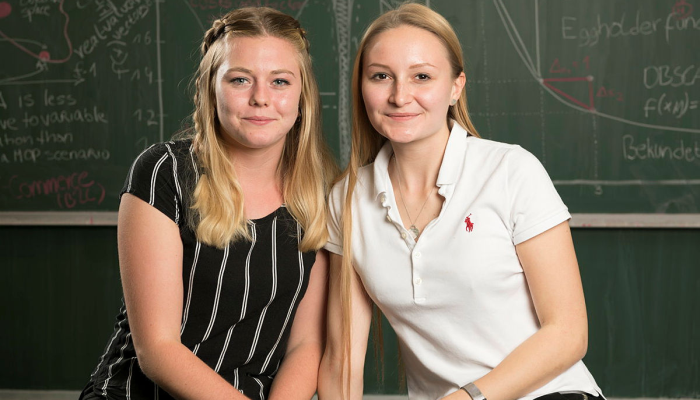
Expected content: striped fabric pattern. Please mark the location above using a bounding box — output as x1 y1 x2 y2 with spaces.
85 140 316 400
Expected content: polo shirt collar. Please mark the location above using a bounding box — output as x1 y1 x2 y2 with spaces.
372 121 469 200
436 121 469 187
373 140 394 200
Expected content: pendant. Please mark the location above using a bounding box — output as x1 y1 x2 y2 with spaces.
409 225 420 239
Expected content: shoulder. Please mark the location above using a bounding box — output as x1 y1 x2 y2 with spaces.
129 139 191 167
466 136 522 157
328 163 378 199
123 139 195 202
465 137 543 172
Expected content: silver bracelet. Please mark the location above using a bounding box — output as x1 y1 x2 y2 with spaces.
461 382 487 400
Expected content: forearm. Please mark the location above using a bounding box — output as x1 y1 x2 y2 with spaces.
448 323 587 400
138 341 250 400
268 342 323 400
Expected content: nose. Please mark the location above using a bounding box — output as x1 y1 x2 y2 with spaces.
250 83 269 107
389 81 412 107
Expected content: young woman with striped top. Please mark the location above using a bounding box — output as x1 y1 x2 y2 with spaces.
80 7 336 400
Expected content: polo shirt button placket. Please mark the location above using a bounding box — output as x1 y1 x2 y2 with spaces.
412 251 424 301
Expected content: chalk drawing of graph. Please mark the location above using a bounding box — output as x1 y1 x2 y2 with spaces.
491 0 700 187
493 0 699 135
0 0 77 85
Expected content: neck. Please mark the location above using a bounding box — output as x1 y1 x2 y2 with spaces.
226 143 285 197
391 124 450 192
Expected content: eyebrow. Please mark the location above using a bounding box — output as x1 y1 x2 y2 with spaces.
366 62 438 69
271 69 296 76
223 67 296 77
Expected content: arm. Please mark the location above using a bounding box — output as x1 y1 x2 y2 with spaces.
318 253 374 400
118 194 250 400
268 249 330 399
443 222 588 400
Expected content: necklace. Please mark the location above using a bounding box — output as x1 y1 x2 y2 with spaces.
393 154 436 239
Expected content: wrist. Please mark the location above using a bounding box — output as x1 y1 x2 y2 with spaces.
461 382 487 400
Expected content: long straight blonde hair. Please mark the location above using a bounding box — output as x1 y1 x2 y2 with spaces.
336 3 481 396
189 7 336 251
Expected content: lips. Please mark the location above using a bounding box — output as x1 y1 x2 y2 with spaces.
243 116 275 125
386 113 419 121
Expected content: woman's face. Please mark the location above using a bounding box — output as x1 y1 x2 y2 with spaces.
215 35 302 154
361 25 465 145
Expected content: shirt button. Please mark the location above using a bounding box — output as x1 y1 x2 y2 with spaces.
380 194 387 203
414 251 422 258
414 277 422 285
401 232 407 239
386 215 392 222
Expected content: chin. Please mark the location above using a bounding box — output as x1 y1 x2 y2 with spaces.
380 129 419 143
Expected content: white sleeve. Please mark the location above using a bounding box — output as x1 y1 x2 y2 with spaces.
507 146 571 245
324 177 347 255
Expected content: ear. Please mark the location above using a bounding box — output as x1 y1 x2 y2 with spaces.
451 71 467 102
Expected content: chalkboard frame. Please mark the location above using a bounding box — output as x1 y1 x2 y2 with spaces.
1 212 699 228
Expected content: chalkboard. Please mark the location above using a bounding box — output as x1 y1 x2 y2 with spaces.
0 0 699 217
461 0 700 214
0 2 699 397
2 226 698 396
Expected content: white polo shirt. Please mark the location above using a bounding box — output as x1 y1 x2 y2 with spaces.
325 123 602 400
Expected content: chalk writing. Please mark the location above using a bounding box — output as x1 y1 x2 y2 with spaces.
672 0 694 20
19 0 57 23
549 56 590 75
561 12 665 47
5 147 110 163
644 92 698 119
561 8 700 47
644 65 700 89
133 108 158 126
9 171 106 208
0 0 164 211
597 86 624 102
21 106 108 128
623 134 700 162
74 0 153 59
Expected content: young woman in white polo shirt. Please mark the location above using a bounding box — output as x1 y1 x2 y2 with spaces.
318 4 603 400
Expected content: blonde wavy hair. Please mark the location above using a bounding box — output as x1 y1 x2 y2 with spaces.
336 3 481 395
189 7 336 251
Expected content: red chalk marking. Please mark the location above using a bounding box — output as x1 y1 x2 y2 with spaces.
0 0 73 63
543 77 595 110
672 0 693 20
0 2 11 19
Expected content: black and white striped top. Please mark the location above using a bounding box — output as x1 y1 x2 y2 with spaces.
86 140 317 400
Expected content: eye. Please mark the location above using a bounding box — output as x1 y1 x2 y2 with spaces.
370 72 390 80
416 73 431 81
272 78 290 86
230 77 248 85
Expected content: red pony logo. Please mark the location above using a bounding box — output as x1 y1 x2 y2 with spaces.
464 214 474 232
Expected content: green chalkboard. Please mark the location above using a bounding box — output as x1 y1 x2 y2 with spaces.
0 3 699 397
1 226 698 396
0 0 699 214
458 0 700 213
